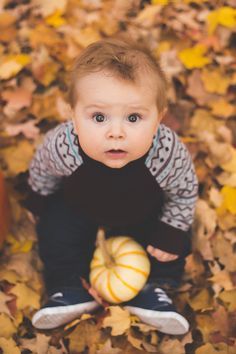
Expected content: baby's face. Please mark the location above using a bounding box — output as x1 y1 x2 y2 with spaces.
71 71 163 168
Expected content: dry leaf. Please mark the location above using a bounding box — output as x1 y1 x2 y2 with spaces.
188 288 213 311
0 313 17 339
0 338 20 354
103 306 131 336
9 283 40 310
5 121 39 140
159 337 185 354
178 44 211 69
97 339 122 354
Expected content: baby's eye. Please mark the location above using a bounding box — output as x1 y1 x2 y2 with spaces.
92 113 106 123
128 114 141 123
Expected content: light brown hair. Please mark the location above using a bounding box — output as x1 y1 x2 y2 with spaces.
68 36 168 113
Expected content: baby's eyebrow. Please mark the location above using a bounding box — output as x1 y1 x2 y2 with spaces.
85 104 149 112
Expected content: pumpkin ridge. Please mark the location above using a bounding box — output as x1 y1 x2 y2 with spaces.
112 269 139 293
91 267 106 286
116 263 148 277
116 251 146 258
107 272 122 303
90 264 104 270
113 238 132 256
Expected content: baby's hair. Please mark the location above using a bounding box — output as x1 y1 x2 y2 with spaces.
68 36 168 113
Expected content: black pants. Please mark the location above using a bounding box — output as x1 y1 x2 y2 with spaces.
36 192 186 294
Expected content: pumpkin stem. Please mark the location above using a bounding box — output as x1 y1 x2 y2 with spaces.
97 227 115 268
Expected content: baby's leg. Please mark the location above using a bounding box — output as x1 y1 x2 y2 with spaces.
35 191 99 295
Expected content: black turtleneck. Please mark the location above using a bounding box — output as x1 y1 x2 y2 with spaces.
62 141 164 228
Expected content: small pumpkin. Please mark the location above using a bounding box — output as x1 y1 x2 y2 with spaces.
89 227 150 304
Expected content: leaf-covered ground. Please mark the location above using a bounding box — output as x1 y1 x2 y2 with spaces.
0 0 236 353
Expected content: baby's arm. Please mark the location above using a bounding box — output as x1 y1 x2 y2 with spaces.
25 122 81 215
147 125 198 258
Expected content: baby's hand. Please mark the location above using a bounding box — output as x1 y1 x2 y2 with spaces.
147 245 179 262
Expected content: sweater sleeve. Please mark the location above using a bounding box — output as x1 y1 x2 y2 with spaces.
25 121 82 215
146 124 198 257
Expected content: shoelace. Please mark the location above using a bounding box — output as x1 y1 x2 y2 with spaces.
50 292 63 300
154 288 173 304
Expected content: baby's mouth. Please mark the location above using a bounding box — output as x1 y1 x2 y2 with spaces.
107 149 125 153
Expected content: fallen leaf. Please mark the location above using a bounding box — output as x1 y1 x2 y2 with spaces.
32 0 68 17
218 289 236 311
9 282 40 310
209 98 235 118
207 6 236 34
178 44 211 69
0 313 17 339
195 343 218 354
0 338 21 354
5 121 40 140
67 319 101 354
97 339 122 354
1 140 34 175
188 288 213 311
0 54 31 80
0 291 14 317
159 337 185 354
201 68 232 94
103 306 131 336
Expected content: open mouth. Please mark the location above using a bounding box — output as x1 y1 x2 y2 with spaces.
108 149 125 153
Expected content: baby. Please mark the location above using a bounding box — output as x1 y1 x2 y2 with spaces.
25 37 198 335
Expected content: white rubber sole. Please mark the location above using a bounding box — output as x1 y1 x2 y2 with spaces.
124 306 189 335
32 301 99 329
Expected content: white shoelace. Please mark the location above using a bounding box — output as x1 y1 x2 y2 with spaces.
154 288 173 304
50 292 63 300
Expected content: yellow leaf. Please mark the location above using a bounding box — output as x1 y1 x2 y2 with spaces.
209 98 235 118
220 147 236 173
10 283 40 310
195 343 218 354
0 269 22 284
46 10 66 28
218 289 236 311
102 306 131 335
151 0 168 5
0 338 20 354
201 69 231 94
0 314 17 339
207 6 236 34
0 55 31 80
196 314 217 342
0 291 14 317
6 234 33 254
178 45 211 69
33 0 67 17
188 289 213 311
218 186 236 214
1 140 34 176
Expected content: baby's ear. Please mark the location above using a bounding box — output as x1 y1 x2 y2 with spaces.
159 107 167 122
65 103 75 119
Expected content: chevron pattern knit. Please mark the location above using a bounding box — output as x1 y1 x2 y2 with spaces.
28 121 198 232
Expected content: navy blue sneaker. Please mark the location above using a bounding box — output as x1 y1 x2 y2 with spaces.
32 287 100 329
123 283 189 335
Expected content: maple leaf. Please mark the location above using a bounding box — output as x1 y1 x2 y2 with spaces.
178 45 211 69
207 7 236 34
102 306 131 336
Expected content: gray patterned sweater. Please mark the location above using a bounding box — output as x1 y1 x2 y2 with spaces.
28 120 198 256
